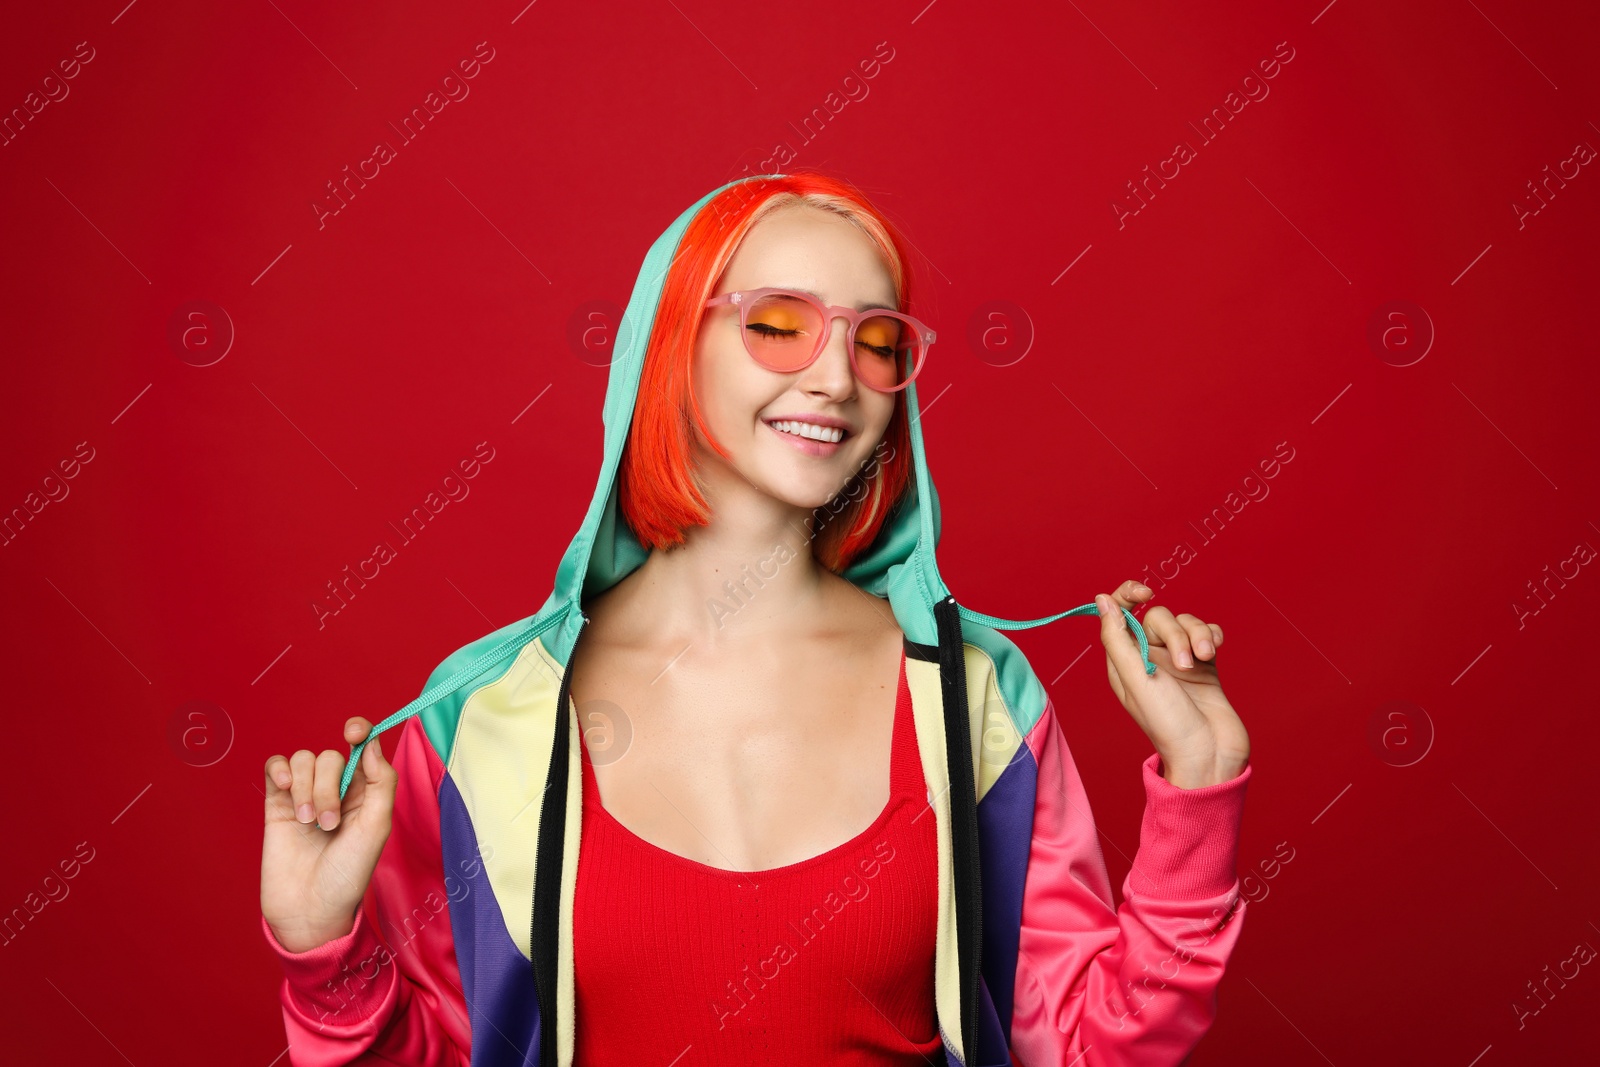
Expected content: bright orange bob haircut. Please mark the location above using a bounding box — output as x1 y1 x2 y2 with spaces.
618 172 919 573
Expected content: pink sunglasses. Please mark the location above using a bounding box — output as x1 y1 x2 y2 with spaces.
703 287 935 393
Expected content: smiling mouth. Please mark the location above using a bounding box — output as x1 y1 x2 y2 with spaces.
766 419 849 444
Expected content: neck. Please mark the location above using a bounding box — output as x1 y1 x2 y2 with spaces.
600 460 843 652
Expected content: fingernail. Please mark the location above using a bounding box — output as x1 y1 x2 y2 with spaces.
318 810 338 831
1198 640 1214 656
297 803 314 823
1133 583 1151 594
1178 650 1193 668
1096 596 1107 616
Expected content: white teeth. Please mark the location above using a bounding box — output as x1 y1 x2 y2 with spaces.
771 420 844 444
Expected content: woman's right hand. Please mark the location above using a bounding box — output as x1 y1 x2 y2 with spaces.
261 717 397 954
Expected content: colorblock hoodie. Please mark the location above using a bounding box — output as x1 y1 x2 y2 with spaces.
261 174 1253 1067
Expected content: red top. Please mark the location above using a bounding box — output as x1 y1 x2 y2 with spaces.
573 647 941 1065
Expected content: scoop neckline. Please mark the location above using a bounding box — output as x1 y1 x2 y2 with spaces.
586 779 910 880
580 647 910 881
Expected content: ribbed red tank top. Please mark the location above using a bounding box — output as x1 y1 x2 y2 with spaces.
572 647 940 1065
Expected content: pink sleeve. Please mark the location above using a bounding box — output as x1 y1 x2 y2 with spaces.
1009 697 1252 1067
261 716 472 1066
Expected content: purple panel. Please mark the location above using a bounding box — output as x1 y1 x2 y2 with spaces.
975 975 1015 1066
440 770 544 1066
976 744 1038 1054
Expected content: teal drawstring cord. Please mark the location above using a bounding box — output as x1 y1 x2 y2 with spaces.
336 610 568 801
954 600 1159 677
337 599 1154 801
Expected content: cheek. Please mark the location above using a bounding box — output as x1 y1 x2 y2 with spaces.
691 342 729 415
693 341 767 439
860 397 897 446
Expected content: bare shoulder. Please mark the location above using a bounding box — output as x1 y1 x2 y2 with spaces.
567 577 655 704
818 570 904 661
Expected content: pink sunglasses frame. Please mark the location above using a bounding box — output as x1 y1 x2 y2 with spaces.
702 287 935 394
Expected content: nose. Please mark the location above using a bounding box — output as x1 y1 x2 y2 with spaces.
798 313 860 397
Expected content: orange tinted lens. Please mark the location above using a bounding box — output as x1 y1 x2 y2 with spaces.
853 314 920 389
744 293 822 370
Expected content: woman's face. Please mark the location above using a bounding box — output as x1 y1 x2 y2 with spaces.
691 205 900 514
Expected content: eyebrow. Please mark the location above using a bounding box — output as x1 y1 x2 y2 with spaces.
786 287 898 313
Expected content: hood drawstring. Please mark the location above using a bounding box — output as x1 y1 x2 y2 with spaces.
336 610 566 801
334 601 1158 802
956 601 1159 677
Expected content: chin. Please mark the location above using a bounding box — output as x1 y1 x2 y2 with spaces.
772 477 847 513
744 459 853 512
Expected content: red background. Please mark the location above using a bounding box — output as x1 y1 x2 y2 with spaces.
2 1 1597 1063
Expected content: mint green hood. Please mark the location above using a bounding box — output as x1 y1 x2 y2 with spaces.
537 172 953 664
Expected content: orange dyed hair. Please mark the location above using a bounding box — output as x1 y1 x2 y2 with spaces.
618 171 919 573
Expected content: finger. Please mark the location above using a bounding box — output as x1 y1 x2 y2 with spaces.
312 749 346 831
289 750 317 824
264 754 293 796
344 716 372 747
1176 613 1218 660
1136 604 1176 646
1112 579 1156 611
1145 607 1197 670
1096 594 1151 682
263 755 295 819
361 730 390 784
335 718 375 808
357 732 398 824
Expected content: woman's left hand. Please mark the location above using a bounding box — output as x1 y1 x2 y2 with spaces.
1095 580 1250 789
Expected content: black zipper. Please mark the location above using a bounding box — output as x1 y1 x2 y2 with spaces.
935 594 982 1066
532 610 585 1067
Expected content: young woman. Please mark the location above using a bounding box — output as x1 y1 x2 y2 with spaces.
260 172 1252 1067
